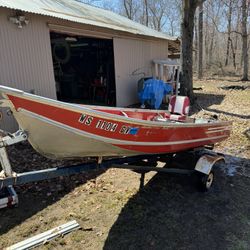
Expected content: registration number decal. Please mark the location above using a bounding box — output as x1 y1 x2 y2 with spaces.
96 120 118 132
78 114 138 135
120 126 139 135
78 114 94 126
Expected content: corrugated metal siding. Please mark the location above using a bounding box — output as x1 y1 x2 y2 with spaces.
114 38 168 107
0 8 56 132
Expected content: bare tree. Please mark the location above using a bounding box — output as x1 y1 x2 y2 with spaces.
202 0 245 75
123 0 133 19
198 2 204 79
149 1 167 31
123 0 140 20
81 0 249 81
207 0 221 65
223 0 239 69
99 0 181 36
225 0 233 66
203 0 223 68
144 0 149 26
194 13 198 65
204 2 209 67
241 0 249 80
180 0 205 103
165 0 182 36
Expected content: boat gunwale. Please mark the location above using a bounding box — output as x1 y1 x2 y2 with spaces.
0 85 232 128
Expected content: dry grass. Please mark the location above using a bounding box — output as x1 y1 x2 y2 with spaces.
0 78 249 250
193 77 250 158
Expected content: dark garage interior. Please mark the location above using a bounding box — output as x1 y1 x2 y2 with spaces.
50 32 116 106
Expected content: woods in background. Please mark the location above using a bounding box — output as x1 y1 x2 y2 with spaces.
122 0 181 34
81 0 249 82
81 0 181 35
196 0 249 81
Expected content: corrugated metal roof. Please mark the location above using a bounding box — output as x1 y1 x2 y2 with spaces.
0 0 177 41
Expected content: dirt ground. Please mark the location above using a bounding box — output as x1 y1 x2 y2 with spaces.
0 78 249 250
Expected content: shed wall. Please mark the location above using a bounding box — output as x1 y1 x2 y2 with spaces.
0 9 56 131
0 8 171 132
113 38 168 107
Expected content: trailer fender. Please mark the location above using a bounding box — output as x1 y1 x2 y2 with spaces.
195 154 225 175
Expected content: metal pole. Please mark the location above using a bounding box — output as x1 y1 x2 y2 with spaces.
0 147 13 177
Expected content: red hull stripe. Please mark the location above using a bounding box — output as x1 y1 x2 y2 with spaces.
7 94 231 151
19 108 229 147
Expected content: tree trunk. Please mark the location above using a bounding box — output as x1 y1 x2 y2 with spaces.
241 0 249 80
123 0 133 20
180 0 202 103
194 14 198 69
144 0 149 27
225 0 232 66
198 3 203 79
230 38 236 69
204 5 209 68
234 6 241 71
208 28 215 67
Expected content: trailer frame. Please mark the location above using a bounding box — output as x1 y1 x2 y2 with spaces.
0 129 225 208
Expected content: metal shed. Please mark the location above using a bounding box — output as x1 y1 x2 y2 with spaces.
0 0 179 131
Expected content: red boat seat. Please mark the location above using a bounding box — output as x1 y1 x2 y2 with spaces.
168 96 190 121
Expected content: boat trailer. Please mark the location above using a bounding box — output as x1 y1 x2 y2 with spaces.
0 130 225 209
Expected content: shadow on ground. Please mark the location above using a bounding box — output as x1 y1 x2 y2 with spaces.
192 92 250 119
206 107 250 119
191 93 225 114
0 143 106 235
205 77 243 82
104 154 250 250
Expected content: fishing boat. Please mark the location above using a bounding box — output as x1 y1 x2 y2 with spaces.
0 85 232 159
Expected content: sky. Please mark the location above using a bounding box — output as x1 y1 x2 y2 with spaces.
82 0 119 8
80 0 181 36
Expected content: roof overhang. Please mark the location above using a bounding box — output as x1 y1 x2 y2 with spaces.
0 0 179 43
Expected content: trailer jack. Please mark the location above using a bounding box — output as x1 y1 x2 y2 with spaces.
0 130 27 208
0 129 28 178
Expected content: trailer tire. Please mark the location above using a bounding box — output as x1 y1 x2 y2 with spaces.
198 171 214 192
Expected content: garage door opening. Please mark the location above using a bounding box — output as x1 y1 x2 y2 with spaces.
50 32 116 106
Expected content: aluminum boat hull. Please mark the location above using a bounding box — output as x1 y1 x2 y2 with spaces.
0 85 232 159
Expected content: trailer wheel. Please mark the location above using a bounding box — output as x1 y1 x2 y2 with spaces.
198 171 214 192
